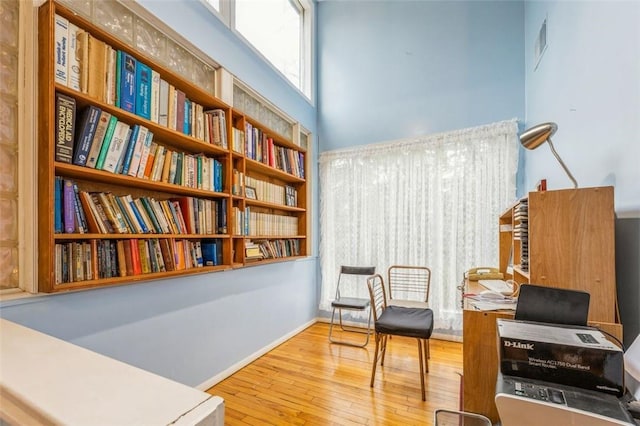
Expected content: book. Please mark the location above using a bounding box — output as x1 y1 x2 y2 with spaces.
101 121 131 173
85 110 112 168
72 183 88 233
158 79 169 126
54 14 69 86
167 83 176 130
160 148 173 183
72 105 101 166
150 70 160 123
77 190 103 233
159 238 175 271
115 50 122 108
54 176 63 233
135 131 154 178
175 90 186 133
62 179 76 233
138 197 162 233
150 145 166 182
135 61 152 120
104 46 117 105
129 239 142 275
67 22 82 91
55 93 76 163
113 195 138 234
116 240 127 277
87 193 112 233
127 126 148 177
94 114 118 170
86 34 107 101
119 51 137 113
136 240 148 274
119 124 140 175
141 141 158 179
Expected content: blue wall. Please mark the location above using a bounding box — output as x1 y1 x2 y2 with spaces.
317 0 525 151
522 1 640 344
0 1 318 388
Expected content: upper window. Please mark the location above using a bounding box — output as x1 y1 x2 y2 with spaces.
202 0 312 99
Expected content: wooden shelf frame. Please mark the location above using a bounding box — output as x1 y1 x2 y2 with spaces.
37 0 310 292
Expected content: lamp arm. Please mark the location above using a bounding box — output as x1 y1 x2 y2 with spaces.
546 137 578 188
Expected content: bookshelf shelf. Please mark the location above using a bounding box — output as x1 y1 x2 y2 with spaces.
37 0 309 292
245 158 305 182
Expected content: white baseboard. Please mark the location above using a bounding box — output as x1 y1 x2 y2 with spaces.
195 318 318 391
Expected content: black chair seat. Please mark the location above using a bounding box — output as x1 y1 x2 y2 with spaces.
331 297 370 310
375 306 433 339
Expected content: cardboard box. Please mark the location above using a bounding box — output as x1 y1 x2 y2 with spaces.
497 319 624 396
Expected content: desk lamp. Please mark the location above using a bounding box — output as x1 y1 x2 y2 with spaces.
519 122 578 188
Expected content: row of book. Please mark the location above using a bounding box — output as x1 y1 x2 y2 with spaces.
55 177 228 235
55 238 223 284
54 14 229 146
244 175 298 207
253 239 301 260
55 95 225 192
245 122 305 178
232 207 298 237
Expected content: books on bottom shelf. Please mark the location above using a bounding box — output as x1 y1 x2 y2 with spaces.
248 239 301 260
54 238 218 284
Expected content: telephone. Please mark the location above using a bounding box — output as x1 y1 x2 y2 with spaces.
465 267 504 281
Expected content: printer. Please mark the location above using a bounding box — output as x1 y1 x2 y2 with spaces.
494 319 635 426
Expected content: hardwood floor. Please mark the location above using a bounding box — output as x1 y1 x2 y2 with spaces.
206 322 463 425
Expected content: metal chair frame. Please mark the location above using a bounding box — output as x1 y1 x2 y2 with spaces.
433 408 492 426
328 265 376 347
387 265 431 308
367 273 433 401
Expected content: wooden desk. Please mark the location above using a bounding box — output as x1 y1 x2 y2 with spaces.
461 282 623 423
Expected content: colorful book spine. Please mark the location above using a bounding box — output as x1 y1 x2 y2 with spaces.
135 61 152 120
119 51 136 113
95 115 118 170
136 132 154 179
85 110 111 168
158 79 169 127
127 126 148 177
101 121 131 173
150 70 160 123
67 22 82 91
55 93 76 163
54 176 63 233
115 50 122 108
72 105 101 166
54 14 69 86
119 124 140 176
63 179 76 233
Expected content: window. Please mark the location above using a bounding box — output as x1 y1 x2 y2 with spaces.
202 0 313 99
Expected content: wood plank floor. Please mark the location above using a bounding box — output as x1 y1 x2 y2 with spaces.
206 322 463 425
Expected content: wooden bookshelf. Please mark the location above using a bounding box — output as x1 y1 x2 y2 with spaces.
37 0 308 292
498 186 617 323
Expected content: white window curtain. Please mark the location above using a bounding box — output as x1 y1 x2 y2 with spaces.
319 119 519 339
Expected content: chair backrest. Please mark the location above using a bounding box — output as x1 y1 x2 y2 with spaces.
366 274 387 322
335 266 376 299
387 265 431 302
433 408 491 426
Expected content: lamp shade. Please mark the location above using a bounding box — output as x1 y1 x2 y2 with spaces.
519 122 578 188
520 122 558 150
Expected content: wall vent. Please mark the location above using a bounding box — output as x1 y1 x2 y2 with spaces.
534 17 548 70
